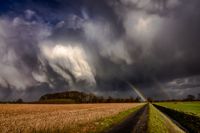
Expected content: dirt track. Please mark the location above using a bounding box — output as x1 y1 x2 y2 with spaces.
105 104 148 133
105 104 187 133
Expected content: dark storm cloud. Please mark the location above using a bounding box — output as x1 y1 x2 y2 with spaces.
0 0 200 101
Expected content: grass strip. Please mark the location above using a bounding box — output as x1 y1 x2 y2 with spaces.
154 104 200 133
88 104 145 133
148 104 184 133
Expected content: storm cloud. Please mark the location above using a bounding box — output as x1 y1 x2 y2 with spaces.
0 0 200 101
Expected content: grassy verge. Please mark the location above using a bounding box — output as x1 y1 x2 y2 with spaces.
154 104 200 133
88 104 144 133
148 104 184 133
33 104 144 133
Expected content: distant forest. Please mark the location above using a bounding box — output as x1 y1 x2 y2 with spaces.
38 91 200 103
38 91 141 104
0 91 199 104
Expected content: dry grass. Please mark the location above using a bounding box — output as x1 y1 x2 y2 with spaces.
148 104 184 133
0 103 142 133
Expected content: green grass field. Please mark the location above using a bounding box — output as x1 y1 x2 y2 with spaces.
148 104 184 133
155 102 200 117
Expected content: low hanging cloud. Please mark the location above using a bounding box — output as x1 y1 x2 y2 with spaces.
123 11 165 45
83 20 132 64
40 42 96 87
0 16 50 90
0 0 200 100
0 15 96 100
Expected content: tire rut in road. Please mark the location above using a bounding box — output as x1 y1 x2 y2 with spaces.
104 104 148 133
132 104 148 133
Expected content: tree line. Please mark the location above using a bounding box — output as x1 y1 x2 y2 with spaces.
38 91 142 103
148 93 200 102
1 92 199 103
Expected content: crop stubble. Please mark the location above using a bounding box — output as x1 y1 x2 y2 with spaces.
0 103 142 133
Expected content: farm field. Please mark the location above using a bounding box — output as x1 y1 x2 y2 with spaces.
155 102 200 117
0 103 143 133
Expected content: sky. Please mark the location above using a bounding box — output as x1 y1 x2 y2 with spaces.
0 0 200 101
